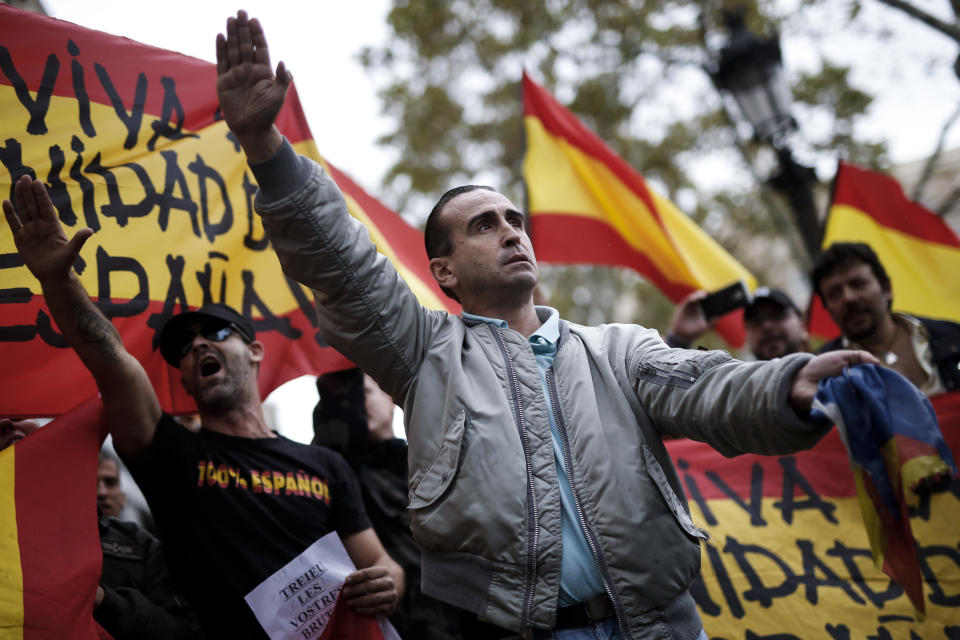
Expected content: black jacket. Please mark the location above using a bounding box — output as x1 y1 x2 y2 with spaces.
97 515 202 640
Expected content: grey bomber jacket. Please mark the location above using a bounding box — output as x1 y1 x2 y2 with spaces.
252 141 832 639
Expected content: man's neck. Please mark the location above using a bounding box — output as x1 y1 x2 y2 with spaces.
466 300 542 337
199 400 274 439
856 312 898 354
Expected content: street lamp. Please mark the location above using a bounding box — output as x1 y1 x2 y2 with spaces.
709 8 821 260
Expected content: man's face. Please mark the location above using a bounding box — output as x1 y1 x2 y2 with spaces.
431 190 538 307
0 418 41 451
818 262 892 342
177 323 261 412
97 459 126 518
745 302 808 360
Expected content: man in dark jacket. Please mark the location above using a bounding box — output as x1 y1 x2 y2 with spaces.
96 512 202 640
313 370 467 640
812 242 960 395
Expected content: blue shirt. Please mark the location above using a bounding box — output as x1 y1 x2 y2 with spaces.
463 307 605 605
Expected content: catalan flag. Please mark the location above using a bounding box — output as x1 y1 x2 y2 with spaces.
808 161 960 341
0 5 456 417
0 397 107 639
521 72 755 346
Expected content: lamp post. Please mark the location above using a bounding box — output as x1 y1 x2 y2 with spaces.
709 9 821 261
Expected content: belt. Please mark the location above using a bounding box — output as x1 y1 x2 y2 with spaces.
555 594 616 629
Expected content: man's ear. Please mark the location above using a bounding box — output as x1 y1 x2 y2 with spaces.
430 257 457 294
248 340 265 364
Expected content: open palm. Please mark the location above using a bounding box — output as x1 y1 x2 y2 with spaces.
215 11 290 138
2 175 92 284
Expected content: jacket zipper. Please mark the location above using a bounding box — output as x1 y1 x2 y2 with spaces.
547 367 630 638
491 326 539 631
639 361 697 387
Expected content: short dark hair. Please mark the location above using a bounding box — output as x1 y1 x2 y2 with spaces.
811 242 891 303
424 185 495 302
98 451 121 474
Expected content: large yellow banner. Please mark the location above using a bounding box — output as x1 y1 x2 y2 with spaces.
668 405 960 638
0 6 454 416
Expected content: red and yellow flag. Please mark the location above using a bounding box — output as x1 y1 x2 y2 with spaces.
0 6 457 417
0 397 107 640
809 161 960 341
522 72 755 346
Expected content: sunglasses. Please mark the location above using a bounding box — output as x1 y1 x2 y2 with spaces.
176 322 248 361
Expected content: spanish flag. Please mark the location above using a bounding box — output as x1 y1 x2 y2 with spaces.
808 161 960 341
0 397 107 639
522 72 755 346
0 5 456 418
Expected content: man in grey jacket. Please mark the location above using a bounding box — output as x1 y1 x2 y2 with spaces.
216 11 876 640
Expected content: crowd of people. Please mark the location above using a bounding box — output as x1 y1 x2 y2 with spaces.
2 9 958 640
668 242 960 395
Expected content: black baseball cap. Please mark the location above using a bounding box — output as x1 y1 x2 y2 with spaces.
744 287 801 322
158 303 255 366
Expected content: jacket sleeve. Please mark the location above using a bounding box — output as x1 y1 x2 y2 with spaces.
94 534 200 640
621 328 830 456
250 140 444 401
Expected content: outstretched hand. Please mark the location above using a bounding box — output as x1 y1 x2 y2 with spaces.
2 175 92 284
215 10 289 161
788 350 882 416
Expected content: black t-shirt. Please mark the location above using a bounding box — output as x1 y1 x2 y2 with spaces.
124 413 371 640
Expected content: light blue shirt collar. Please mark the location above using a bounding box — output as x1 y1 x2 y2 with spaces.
462 306 560 345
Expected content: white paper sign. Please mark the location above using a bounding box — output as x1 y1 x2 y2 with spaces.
244 532 358 640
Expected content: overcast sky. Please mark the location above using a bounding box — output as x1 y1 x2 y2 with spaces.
41 0 396 194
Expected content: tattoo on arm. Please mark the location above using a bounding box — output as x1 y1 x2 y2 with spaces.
71 299 123 362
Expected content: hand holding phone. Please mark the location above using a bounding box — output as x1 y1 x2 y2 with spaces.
699 281 751 320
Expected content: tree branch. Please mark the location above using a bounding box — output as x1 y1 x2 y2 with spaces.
873 0 960 42
911 100 960 202
936 179 960 217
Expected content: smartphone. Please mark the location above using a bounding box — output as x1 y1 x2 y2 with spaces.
699 281 751 320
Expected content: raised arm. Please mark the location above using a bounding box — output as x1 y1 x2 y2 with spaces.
215 11 441 400
2 176 160 456
215 10 289 163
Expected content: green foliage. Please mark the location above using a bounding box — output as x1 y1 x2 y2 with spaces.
361 0 889 341
792 62 888 169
